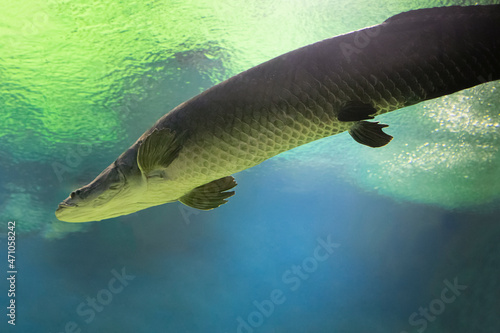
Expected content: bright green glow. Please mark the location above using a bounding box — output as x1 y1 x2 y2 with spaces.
0 0 380 162
0 0 499 235
1 0 496 162
0 0 238 161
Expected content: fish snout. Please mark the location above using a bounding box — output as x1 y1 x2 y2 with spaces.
57 188 86 212
57 200 77 209
55 197 81 222
56 199 78 213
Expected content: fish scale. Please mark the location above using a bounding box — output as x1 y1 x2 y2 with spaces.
169 81 363 187
56 5 500 222
167 4 500 188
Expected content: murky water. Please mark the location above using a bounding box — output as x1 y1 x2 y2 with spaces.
1 1 499 332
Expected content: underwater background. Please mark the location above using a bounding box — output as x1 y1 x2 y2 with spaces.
1 0 499 332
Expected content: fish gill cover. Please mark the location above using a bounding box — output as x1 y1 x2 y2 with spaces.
0 0 499 235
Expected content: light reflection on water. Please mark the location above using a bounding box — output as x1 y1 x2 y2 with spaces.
0 1 499 332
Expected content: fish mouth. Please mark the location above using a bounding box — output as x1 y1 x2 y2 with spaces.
56 201 78 211
55 200 84 222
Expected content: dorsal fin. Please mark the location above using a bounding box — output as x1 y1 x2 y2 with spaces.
384 5 496 25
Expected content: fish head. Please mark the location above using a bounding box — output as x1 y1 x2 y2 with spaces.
55 147 145 222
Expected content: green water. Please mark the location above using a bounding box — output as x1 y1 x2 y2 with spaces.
1 0 499 235
0 1 499 333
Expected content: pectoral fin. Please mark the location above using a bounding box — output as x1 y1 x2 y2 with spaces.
137 127 183 176
179 176 237 210
349 121 393 147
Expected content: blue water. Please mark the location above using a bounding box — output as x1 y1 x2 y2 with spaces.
3 164 500 332
1 1 500 332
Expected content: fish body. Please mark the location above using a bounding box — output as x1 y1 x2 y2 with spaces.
56 5 500 222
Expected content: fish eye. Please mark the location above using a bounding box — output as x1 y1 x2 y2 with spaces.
70 189 83 199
